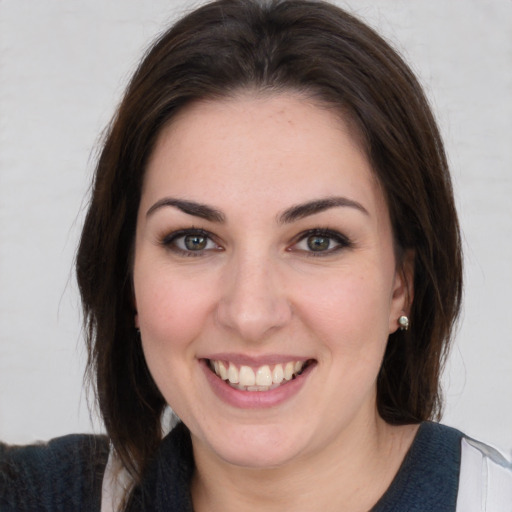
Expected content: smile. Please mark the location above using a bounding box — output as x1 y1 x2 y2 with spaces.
207 359 312 391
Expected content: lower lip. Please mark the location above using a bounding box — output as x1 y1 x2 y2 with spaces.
200 360 315 409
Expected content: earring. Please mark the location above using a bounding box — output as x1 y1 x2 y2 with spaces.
398 315 409 331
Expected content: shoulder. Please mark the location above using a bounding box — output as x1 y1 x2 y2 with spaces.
456 434 512 511
0 434 109 512
375 422 509 512
420 423 512 510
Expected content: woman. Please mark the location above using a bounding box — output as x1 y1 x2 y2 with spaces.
1 0 510 510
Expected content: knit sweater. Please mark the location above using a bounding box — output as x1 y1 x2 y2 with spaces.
0 434 109 511
0 422 507 511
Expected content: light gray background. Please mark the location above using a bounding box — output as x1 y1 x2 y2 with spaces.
1 1 511 454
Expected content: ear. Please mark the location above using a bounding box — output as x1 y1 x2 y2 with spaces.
388 249 414 333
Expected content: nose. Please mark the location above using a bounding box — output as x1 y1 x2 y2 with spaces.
216 252 292 343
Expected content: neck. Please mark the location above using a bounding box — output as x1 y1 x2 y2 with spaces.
190 415 419 512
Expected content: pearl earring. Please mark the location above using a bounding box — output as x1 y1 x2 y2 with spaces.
398 315 409 331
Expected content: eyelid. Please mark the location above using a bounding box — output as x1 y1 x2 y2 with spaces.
161 227 222 255
288 228 352 255
159 227 350 257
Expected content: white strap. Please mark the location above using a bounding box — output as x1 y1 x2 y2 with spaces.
456 437 512 511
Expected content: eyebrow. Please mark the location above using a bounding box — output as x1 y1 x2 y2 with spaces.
146 198 225 223
277 196 369 224
146 195 368 224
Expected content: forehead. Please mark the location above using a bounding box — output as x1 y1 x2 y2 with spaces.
142 93 383 216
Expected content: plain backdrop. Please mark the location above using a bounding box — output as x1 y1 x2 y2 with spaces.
1 0 511 455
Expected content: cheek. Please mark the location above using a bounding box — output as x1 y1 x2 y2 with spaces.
294 268 392 352
135 271 216 357
134 273 217 411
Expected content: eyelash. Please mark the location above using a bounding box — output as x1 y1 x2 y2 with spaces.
161 228 220 257
290 228 352 256
160 227 352 257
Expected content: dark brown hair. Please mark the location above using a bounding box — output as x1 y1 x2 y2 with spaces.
77 0 462 481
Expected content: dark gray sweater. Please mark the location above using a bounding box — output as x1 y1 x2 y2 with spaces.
0 422 462 511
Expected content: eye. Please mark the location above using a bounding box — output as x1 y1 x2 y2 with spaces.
162 229 220 255
291 229 351 255
181 233 209 251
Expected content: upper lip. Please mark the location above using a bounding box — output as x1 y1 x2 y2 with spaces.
200 353 314 366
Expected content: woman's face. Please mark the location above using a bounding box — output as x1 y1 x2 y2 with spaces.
133 93 410 469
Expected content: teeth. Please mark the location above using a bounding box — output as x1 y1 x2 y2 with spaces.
228 362 238 384
210 359 308 391
272 364 284 384
218 361 228 380
256 365 272 386
239 366 256 386
247 385 272 391
284 362 295 381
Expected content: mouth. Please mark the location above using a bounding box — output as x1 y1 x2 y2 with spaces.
206 358 315 392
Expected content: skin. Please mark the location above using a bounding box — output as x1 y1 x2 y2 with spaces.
133 92 417 511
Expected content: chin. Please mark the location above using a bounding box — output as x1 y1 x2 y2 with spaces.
197 421 309 469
